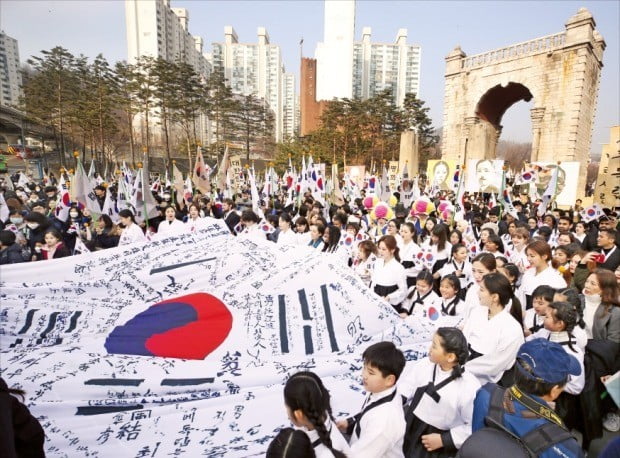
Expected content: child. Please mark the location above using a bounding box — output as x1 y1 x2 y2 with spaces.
284 371 349 458
337 341 406 457
438 274 464 316
353 240 378 286
528 301 585 396
523 285 555 337
435 244 472 296
401 270 440 319
399 328 481 457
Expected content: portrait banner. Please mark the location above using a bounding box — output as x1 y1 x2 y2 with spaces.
466 159 504 193
427 160 456 192
530 161 580 207
229 154 243 192
388 161 400 192
344 166 366 189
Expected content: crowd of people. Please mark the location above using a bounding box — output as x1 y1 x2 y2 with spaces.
1 169 619 457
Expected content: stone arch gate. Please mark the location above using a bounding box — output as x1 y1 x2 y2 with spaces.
441 8 605 196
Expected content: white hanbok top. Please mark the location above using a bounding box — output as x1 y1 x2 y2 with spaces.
402 287 440 318
398 358 481 449
185 216 212 233
277 228 298 245
516 266 566 312
437 259 473 290
157 219 185 237
399 240 422 279
370 258 407 306
508 246 529 273
118 223 146 246
303 417 351 458
349 386 406 458
463 305 524 384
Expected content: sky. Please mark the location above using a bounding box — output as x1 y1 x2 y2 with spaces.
1 0 618 153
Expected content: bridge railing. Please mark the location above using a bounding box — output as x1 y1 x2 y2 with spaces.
462 32 566 69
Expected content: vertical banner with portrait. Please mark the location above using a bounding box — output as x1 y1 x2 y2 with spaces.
388 161 400 191
344 166 366 189
229 155 243 192
466 159 504 193
427 160 456 192
531 162 580 207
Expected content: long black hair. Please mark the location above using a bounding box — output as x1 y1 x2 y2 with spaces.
481 272 523 325
436 327 469 378
547 301 579 353
266 427 315 458
283 371 346 458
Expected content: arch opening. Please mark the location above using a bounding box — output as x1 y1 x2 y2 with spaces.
476 82 533 128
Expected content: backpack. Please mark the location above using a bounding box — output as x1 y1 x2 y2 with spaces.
457 386 581 458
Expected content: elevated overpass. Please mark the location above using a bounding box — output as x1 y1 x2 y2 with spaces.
0 104 56 146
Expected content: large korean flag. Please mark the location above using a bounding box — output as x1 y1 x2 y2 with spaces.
0 222 439 457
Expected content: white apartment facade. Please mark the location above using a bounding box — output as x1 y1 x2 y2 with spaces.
315 0 355 101
125 0 212 147
282 73 298 139
353 27 421 106
125 0 210 76
0 31 22 107
212 27 295 142
315 0 421 107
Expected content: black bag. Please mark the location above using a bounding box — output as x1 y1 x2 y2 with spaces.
457 386 580 458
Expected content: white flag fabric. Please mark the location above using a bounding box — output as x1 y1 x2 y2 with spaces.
0 192 9 222
192 147 211 194
129 166 159 224
537 165 560 217
0 225 447 457
72 159 101 215
172 163 185 207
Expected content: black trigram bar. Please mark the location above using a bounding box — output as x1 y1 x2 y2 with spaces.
303 325 314 355
17 309 38 334
278 294 289 353
149 257 216 274
160 378 214 386
76 405 143 416
320 285 339 352
84 379 145 386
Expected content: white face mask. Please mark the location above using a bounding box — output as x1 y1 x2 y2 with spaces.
10 217 23 224
69 212 79 218
27 222 39 229
34 247 41 253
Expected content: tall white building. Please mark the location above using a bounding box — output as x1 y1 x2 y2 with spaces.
314 0 421 108
282 73 298 139
125 0 212 146
315 0 355 101
353 28 421 106
212 26 295 142
125 0 211 77
0 31 22 107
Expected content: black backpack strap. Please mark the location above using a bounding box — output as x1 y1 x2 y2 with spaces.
486 385 507 426
520 422 574 455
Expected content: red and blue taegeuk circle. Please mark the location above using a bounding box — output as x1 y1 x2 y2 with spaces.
105 293 233 360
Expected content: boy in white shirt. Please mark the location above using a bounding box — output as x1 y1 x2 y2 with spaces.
337 342 406 458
